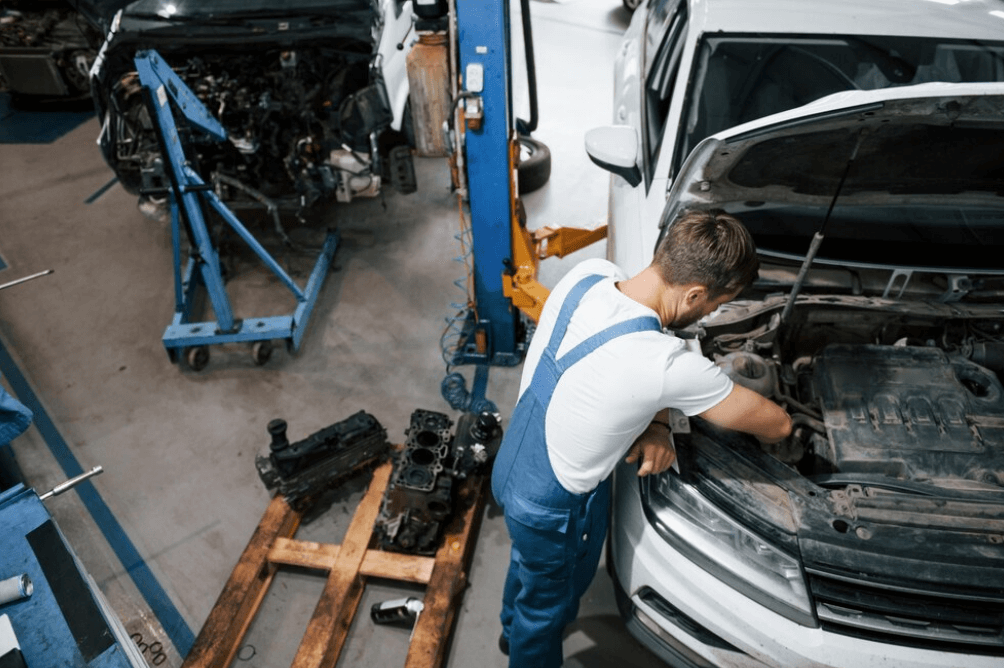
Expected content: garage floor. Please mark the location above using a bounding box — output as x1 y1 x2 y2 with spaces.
0 1 666 666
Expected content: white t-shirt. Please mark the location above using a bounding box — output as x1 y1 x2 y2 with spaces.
519 258 733 494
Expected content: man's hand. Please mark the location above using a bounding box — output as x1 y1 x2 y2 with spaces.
625 422 676 476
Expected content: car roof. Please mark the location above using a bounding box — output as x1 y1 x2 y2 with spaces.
692 0 1004 41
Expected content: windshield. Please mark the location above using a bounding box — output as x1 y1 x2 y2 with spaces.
677 34 1004 173
123 0 372 18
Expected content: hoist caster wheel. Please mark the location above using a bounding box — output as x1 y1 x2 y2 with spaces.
251 340 273 366
185 346 210 372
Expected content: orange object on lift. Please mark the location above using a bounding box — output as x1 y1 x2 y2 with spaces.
502 137 608 323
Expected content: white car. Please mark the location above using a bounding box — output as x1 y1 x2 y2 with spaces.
586 1 1004 666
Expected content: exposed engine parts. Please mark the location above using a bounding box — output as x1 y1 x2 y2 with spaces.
811 344 1004 485
712 308 1004 490
375 409 503 555
256 410 390 509
101 46 415 209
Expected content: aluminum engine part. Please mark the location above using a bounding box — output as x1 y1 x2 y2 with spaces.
256 410 389 509
716 351 778 398
811 343 1004 485
375 409 503 555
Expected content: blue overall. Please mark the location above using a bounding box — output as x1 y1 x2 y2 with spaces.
491 274 661 667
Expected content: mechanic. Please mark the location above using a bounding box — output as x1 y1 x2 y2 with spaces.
491 209 793 667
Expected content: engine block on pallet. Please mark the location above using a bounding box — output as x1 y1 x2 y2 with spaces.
375 409 502 555
256 410 390 510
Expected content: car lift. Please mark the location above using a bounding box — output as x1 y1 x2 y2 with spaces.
442 0 606 408
133 50 340 371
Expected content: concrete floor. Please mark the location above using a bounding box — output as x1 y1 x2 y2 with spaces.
0 1 668 666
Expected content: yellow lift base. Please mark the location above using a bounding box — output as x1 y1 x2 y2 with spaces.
502 137 608 323
181 459 489 668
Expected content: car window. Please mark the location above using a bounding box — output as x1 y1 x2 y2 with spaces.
642 0 683 77
642 1 686 188
673 34 1004 177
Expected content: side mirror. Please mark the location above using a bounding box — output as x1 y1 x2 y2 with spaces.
584 126 642 187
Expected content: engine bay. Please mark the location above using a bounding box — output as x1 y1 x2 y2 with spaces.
705 300 1004 494
99 42 409 209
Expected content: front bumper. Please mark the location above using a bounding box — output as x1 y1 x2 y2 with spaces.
609 461 1002 668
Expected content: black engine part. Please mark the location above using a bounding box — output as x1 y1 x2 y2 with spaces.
256 410 389 509
375 409 502 555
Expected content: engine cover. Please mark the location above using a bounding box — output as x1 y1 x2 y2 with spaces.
811 344 1004 485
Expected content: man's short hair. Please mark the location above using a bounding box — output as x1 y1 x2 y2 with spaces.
652 209 759 297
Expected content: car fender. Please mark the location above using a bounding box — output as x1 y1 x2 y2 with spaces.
376 0 416 132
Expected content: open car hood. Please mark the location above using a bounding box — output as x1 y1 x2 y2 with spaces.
664 81 1004 275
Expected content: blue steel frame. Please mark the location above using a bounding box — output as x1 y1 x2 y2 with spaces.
0 485 145 667
453 0 523 367
134 51 339 364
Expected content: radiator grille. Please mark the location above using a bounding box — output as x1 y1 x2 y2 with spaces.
807 570 1004 653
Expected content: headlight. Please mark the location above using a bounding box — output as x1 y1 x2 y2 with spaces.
642 471 816 627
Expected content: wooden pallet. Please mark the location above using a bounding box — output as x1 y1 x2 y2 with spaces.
181 460 489 668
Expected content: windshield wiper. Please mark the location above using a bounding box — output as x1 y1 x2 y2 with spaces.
810 473 1004 501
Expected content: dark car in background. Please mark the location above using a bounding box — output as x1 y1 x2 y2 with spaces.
0 0 126 99
89 0 416 212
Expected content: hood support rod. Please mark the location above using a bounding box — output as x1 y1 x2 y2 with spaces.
779 131 864 324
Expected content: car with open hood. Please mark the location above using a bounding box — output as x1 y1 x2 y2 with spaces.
0 0 127 100
89 0 417 213
585 0 1004 666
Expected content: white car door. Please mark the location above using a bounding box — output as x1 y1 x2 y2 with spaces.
608 0 690 274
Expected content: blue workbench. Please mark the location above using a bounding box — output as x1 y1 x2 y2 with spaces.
0 484 145 667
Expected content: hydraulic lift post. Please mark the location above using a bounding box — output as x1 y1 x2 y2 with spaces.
452 0 522 367
442 0 607 409
133 50 339 371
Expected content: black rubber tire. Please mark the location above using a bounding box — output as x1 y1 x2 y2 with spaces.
185 346 209 372
251 340 273 366
517 135 551 195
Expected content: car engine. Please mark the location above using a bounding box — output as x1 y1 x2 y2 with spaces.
101 45 408 209
708 304 1004 493
375 409 503 555
0 1 102 97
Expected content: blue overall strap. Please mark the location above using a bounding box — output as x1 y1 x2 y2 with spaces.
529 274 661 406
527 274 604 403
545 274 605 352
555 316 661 372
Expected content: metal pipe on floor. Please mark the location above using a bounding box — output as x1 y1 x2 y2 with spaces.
0 269 53 292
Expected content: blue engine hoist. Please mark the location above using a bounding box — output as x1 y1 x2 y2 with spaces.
134 50 340 371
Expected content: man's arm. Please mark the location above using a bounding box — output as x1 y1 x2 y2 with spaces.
698 383 792 443
625 384 792 476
